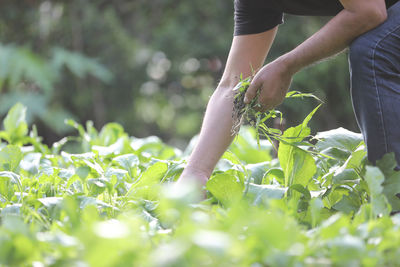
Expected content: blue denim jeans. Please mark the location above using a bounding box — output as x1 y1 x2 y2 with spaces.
349 1 400 166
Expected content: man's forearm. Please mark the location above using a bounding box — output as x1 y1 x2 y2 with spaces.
278 7 387 75
179 29 278 184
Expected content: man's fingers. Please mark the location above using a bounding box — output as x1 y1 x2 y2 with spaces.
244 79 261 104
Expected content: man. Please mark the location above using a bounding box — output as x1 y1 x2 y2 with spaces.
179 0 400 186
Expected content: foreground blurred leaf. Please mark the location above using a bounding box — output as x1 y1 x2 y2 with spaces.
207 172 244 206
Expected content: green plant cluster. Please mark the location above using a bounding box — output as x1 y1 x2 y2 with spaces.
0 103 399 266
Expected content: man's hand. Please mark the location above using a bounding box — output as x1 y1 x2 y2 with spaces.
244 59 294 112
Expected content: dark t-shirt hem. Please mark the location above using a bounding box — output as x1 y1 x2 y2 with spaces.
234 18 283 36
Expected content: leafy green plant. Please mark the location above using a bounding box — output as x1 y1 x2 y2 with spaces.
0 103 399 266
232 75 322 149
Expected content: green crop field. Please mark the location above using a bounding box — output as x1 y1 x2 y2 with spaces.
0 102 400 267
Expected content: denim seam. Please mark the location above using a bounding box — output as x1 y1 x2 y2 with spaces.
372 24 400 154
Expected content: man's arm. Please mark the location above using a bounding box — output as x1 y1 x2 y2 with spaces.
178 28 278 185
244 0 388 109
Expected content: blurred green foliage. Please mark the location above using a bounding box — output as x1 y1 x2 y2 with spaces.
0 1 357 147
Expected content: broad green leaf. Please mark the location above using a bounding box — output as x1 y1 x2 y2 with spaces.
87 178 107 196
365 166 390 217
290 184 311 200
376 152 397 176
113 154 139 170
376 153 400 211
327 235 366 263
19 152 41 174
332 191 360 214
279 144 316 187
206 172 244 206
221 150 243 165
78 196 118 211
315 127 363 152
0 171 22 201
97 123 127 147
320 147 350 162
277 111 318 188
381 171 400 211
342 145 367 170
38 197 63 208
130 161 168 191
76 166 90 180
3 103 28 143
92 137 126 156
0 145 23 172
332 169 359 184
229 127 272 164
245 183 286 205
131 136 179 160
365 166 384 196
309 198 324 227
246 162 270 184
262 168 284 185
1 204 21 217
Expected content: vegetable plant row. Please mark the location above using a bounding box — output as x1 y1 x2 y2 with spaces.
0 102 400 267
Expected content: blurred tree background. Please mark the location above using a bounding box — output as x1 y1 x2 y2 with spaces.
0 0 358 149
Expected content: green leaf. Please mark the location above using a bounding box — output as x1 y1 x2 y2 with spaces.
229 127 272 164
0 171 22 201
309 198 324 227
285 90 323 102
87 178 107 196
113 154 139 170
315 127 363 153
381 171 400 211
262 168 285 185
246 162 270 184
3 103 28 143
320 147 351 162
376 152 397 176
290 184 311 200
332 169 359 184
375 153 400 211
97 123 127 147
19 152 41 174
343 145 366 169
38 197 63 208
279 144 316 188
332 191 360 214
365 166 390 217
129 162 168 196
365 166 384 196
0 145 23 172
76 166 90 180
245 183 286 206
206 172 244 206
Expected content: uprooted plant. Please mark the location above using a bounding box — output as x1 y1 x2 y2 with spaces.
231 74 323 150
